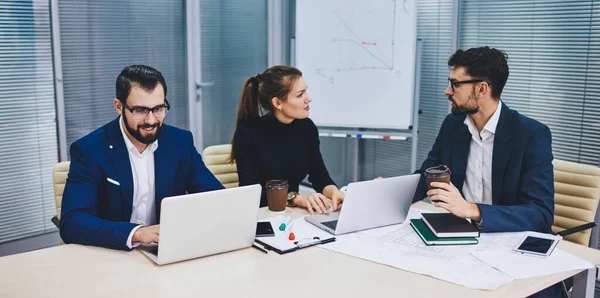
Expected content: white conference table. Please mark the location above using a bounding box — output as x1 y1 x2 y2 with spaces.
1 201 599 298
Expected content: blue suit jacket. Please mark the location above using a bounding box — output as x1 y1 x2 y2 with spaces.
60 117 224 250
413 103 555 233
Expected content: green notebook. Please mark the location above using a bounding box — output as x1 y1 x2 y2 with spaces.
410 218 478 246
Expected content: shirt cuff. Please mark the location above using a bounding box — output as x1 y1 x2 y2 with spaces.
126 225 143 249
474 217 484 230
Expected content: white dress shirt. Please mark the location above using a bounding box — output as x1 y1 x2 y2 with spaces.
119 117 159 248
462 101 502 206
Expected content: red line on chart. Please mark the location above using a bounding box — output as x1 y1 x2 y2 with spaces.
332 10 392 67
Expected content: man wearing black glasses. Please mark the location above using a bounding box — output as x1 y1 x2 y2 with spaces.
60 65 224 250
413 47 554 235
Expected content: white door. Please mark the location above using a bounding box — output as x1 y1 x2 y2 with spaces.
186 0 269 152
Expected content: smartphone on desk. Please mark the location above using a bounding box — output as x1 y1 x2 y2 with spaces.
256 221 275 237
512 235 560 258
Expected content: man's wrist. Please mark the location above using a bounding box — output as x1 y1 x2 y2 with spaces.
469 203 482 222
127 225 143 249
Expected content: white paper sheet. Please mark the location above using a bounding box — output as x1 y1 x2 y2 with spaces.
472 232 593 279
320 207 514 290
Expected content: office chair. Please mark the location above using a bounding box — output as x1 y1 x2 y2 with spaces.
202 144 239 188
552 159 600 298
51 161 70 244
552 159 600 246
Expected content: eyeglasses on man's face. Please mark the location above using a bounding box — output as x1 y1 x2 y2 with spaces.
120 99 170 120
447 78 491 92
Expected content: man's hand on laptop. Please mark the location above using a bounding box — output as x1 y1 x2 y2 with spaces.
133 225 160 244
293 193 331 215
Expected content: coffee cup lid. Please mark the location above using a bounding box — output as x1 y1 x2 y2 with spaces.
425 165 451 178
266 179 288 189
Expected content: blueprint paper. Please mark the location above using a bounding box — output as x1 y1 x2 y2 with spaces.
320 208 514 290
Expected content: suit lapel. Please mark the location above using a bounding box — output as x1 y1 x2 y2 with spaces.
105 117 134 221
153 127 169 219
492 103 513 205
452 122 472 191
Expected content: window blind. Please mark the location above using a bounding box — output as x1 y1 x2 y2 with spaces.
57 0 189 151
459 0 599 165
0 0 58 243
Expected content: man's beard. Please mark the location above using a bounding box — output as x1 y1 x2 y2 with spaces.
123 112 162 144
449 96 479 115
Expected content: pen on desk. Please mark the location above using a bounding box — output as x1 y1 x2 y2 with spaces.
557 222 597 237
251 243 268 254
279 216 292 231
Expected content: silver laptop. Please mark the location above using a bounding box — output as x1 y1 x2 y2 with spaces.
306 174 420 235
138 184 262 265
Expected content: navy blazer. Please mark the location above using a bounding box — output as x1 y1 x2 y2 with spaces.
413 103 554 233
60 117 224 250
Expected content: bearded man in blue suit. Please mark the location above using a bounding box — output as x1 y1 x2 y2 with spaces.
60 65 224 250
413 47 559 297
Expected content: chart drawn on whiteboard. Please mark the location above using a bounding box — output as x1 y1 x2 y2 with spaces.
296 0 416 129
316 0 405 84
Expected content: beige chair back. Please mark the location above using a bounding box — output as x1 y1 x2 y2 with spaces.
552 159 600 246
53 161 70 244
53 161 70 221
202 144 239 188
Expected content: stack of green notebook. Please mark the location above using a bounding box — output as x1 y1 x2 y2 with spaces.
410 218 478 245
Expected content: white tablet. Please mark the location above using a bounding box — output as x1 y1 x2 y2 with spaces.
512 234 560 258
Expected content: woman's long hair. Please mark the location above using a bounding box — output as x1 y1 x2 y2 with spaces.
229 65 303 162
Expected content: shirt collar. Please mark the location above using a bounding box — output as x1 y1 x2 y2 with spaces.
463 100 502 135
483 100 502 134
119 116 159 154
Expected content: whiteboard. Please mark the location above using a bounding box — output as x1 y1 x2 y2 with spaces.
296 0 417 129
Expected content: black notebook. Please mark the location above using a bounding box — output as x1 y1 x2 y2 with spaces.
421 213 480 238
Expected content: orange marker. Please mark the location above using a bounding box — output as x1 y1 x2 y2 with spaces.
289 232 295 240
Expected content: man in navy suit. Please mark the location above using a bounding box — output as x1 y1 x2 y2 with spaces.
60 65 224 250
413 47 559 297
413 47 554 233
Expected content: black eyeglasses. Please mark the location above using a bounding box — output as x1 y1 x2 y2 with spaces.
120 99 171 119
448 78 491 92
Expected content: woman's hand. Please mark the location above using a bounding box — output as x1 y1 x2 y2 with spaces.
330 189 345 211
323 185 345 211
293 193 331 215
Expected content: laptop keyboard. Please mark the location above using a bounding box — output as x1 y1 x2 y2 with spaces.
141 245 158 256
321 220 338 230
